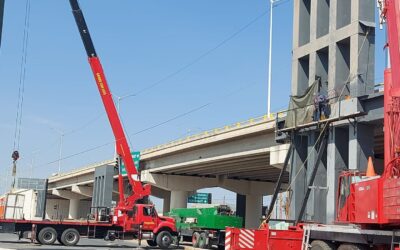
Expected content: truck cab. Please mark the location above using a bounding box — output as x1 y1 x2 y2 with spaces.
121 204 177 248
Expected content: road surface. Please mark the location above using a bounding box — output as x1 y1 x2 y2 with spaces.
0 233 187 250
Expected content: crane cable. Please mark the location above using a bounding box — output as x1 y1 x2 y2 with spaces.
13 0 30 151
11 0 31 188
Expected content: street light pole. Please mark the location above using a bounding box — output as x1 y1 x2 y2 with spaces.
113 93 136 159
267 0 283 117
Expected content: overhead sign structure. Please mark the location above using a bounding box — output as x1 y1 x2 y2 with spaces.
120 151 140 176
188 193 212 204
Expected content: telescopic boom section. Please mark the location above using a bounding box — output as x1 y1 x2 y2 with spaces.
69 0 150 207
380 0 400 178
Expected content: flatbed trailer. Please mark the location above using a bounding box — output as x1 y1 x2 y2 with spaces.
305 224 399 247
0 203 177 247
0 218 124 246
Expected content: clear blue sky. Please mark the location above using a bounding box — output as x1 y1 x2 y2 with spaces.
0 0 386 203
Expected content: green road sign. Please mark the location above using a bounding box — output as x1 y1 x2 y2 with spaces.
187 193 212 204
119 151 140 175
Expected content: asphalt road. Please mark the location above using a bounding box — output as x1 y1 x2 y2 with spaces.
0 233 187 250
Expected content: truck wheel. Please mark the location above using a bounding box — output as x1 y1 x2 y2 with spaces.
37 227 57 245
198 232 208 249
156 231 172 249
192 232 200 247
311 240 335 250
146 240 157 247
60 228 80 246
338 244 366 250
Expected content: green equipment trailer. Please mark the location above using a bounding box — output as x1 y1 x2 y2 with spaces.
168 205 243 249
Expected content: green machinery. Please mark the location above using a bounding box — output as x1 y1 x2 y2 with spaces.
168 205 242 249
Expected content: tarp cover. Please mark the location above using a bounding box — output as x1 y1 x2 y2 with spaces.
285 80 319 128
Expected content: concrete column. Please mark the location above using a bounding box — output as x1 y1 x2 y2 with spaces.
349 123 374 171
170 191 188 209
68 199 79 220
163 192 171 215
306 132 328 223
245 195 263 229
289 135 308 220
326 127 348 223
236 194 246 227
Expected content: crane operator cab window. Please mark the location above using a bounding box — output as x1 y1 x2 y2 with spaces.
336 172 362 222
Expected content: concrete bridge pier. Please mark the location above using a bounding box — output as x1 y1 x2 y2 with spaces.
170 190 190 209
69 199 80 219
245 194 263 228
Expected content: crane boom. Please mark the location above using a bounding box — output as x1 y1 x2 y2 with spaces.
380 0 400 177
69 0 150 208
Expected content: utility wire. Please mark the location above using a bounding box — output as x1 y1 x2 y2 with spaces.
29 1 294 170
127 7 274 97
34 80 260 169
29 1 291 155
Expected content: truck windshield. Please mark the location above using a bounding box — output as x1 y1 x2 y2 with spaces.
143 207 154 216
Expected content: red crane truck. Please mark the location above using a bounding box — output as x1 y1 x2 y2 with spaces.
0 0 177 248
226 0 400 249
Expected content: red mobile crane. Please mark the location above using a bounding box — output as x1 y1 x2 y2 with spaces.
226 0 400 249
0 1 177 248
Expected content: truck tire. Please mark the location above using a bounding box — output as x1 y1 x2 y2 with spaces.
156 231 173 249
37 227 57 245
198 232 208 249
311 240 335 250
147 240 157 247
192 232 200 247
60 228 80 246
338 244 366 250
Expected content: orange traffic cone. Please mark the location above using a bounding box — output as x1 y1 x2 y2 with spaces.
366 157 377 177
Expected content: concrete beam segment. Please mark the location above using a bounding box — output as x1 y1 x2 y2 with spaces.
145 148 270 173
71 185 93 197
269 144 291 168
52 189 87 200
141 171 275 196
144 128 276 171
92 165 114 208
141 119 275 161
68 199 79 220
245 195 263 229
151 186 171 199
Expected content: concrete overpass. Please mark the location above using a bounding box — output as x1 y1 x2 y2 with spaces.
47 115 288 228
